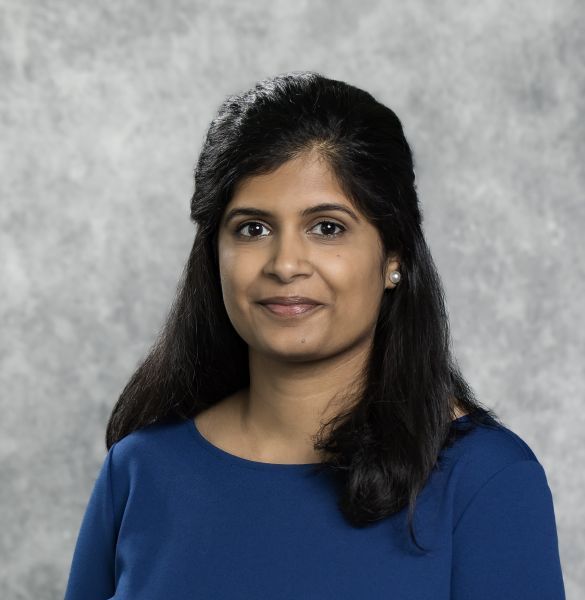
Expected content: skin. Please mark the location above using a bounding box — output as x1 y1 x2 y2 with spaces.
195 149 465 464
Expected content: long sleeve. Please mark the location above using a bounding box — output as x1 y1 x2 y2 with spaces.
64 444 118 600
451 459 566 599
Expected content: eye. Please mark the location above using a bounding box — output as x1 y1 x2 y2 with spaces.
234 222 270 239
233 220 346 240
311 221 346 238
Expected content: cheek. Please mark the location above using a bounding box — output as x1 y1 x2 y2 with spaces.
218 251 255 313
342 282 383 326
327 253 383 309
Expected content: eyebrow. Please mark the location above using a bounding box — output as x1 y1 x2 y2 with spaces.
223 202 360 226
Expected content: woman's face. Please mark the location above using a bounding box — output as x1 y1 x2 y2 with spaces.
217 151 399 362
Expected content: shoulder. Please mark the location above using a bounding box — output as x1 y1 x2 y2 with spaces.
446 417 565 596
108 416 187 475
100 417 188 527
449 412 539 470
444 413 549 525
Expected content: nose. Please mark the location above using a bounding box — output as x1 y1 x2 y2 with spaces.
262 227 313 281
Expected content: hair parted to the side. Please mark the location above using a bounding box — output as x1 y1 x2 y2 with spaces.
105 70 502 552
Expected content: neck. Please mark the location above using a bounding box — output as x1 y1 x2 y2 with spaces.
236 338 371 462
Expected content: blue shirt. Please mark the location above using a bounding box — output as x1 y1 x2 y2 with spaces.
64 411 566 599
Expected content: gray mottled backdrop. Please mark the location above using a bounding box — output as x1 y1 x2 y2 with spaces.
1 0 583 598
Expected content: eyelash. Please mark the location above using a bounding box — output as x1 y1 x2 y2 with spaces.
233 220 347 240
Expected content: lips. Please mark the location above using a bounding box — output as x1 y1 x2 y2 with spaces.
257 296 322 306
262 303 319 316
256 296 324 318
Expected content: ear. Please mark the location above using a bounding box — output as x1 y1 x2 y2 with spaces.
384 253 401 290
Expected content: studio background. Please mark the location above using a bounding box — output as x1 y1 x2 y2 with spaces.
1 1 583 598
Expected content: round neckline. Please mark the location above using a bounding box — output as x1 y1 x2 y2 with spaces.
186 416 324 473
185 413 473 472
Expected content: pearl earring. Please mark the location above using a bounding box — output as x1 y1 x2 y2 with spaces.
389 270 401 284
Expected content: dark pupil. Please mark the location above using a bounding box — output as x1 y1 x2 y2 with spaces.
321 222 335 235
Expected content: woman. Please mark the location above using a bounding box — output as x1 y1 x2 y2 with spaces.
64 71 566 599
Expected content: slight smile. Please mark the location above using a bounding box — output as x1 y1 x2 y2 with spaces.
256 303 324 319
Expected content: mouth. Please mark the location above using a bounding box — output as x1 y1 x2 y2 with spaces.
256 303 324 318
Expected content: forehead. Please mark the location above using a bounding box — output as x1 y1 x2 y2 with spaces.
226 153 357 218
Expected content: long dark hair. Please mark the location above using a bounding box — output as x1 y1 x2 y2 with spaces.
105 71 501 552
